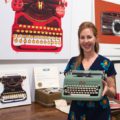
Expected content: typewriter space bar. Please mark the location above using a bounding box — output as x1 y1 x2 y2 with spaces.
71 94 90 97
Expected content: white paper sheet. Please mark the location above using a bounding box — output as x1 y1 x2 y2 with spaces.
34 65 60 89
54 99 70 114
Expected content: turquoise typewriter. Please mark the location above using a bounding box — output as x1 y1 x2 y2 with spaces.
62 70 105 101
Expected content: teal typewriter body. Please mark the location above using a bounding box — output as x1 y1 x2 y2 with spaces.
62 70 105 101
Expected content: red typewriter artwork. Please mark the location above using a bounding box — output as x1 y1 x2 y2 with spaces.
11 0 67 52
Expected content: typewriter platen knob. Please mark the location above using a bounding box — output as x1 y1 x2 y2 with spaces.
112 19 120 36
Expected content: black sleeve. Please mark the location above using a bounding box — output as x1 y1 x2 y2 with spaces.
107 61 117 77
64 57 76 74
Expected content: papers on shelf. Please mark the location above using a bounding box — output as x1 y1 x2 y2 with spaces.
34 66 60 89
54 99 70 114
110 100 120 109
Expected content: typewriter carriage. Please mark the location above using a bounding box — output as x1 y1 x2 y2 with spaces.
0 75 26 88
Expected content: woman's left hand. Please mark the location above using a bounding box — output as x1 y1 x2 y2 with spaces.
102 80 108 96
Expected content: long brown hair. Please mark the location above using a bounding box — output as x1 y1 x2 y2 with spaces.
74 21 99 69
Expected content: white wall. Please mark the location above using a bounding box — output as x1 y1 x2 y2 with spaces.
70 0 93 57
0 0 120 102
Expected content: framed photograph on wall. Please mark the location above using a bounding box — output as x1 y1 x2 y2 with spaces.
0 69 31 108
94 0 120 59
0 0 72 60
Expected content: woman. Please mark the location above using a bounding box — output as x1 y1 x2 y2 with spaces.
64 22 117 120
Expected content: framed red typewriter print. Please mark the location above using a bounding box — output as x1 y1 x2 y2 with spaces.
0 0 71 59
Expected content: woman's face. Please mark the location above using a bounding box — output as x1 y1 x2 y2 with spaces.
79 28 96 54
